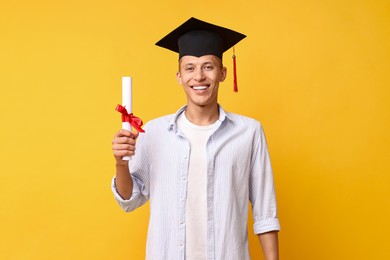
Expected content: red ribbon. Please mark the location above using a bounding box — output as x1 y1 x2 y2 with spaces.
116 104 145 133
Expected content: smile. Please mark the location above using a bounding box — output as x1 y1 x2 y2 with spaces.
191 85 209 90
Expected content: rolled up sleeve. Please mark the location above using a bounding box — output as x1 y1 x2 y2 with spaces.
111 176 148 212
250 124 281 235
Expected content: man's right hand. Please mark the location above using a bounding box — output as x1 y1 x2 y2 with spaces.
112 129 139 165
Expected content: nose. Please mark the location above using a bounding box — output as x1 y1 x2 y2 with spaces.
194 69 206 81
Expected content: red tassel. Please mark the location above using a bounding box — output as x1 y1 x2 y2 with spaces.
233 47 238 92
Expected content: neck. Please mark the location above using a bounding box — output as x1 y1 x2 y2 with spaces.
184 103 219 126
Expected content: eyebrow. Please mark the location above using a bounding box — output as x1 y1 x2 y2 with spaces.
183 61 215 67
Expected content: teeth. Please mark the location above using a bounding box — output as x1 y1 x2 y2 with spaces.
193 86 208 90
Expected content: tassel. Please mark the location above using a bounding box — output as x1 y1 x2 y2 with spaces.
233 46 238 92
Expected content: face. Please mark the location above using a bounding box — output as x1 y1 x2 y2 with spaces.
176 55 227 109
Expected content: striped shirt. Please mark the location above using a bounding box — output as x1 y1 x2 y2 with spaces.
112 105 280 260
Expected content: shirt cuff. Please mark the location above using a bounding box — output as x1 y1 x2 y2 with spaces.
253 218 281 234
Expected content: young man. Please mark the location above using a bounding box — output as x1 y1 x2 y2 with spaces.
112 17 280 260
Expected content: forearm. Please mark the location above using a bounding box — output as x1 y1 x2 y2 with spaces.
258 231 279 260
115 162 133 200
112 129 139 200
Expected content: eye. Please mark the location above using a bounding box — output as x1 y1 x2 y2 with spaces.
185 66 195 72
204 65 214 71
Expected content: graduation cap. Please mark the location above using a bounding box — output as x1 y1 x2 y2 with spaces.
155 17 246 92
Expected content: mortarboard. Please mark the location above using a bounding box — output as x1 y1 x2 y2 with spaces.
155 17 246 59
155 17 246 91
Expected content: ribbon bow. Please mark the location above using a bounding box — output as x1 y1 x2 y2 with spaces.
116 104 145 133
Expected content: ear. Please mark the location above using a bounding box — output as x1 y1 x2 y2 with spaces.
220 67 227 82
176 71 183 85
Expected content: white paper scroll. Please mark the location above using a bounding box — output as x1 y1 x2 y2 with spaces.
122 76 132 161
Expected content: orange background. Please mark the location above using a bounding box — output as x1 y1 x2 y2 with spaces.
1 0 389 259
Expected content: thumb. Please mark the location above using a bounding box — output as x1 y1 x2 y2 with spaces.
132 130 140 139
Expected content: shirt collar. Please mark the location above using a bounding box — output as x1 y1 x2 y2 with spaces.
168 104 232 132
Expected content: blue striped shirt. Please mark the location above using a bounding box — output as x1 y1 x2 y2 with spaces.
112 105 280 260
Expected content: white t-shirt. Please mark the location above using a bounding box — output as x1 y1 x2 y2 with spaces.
177 112 221 260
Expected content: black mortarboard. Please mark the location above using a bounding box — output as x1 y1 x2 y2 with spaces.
155 17 246 60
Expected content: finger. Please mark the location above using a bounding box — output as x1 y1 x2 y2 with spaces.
112 143 136 152
114 136 137 145
114 129 133 138
113 149 135 158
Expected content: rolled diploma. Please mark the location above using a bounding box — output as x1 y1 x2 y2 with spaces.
122 76 132 161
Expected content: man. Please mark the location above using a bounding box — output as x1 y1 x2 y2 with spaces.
112 17 280 260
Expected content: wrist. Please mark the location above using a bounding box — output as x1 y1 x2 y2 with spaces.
115 159 129 167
